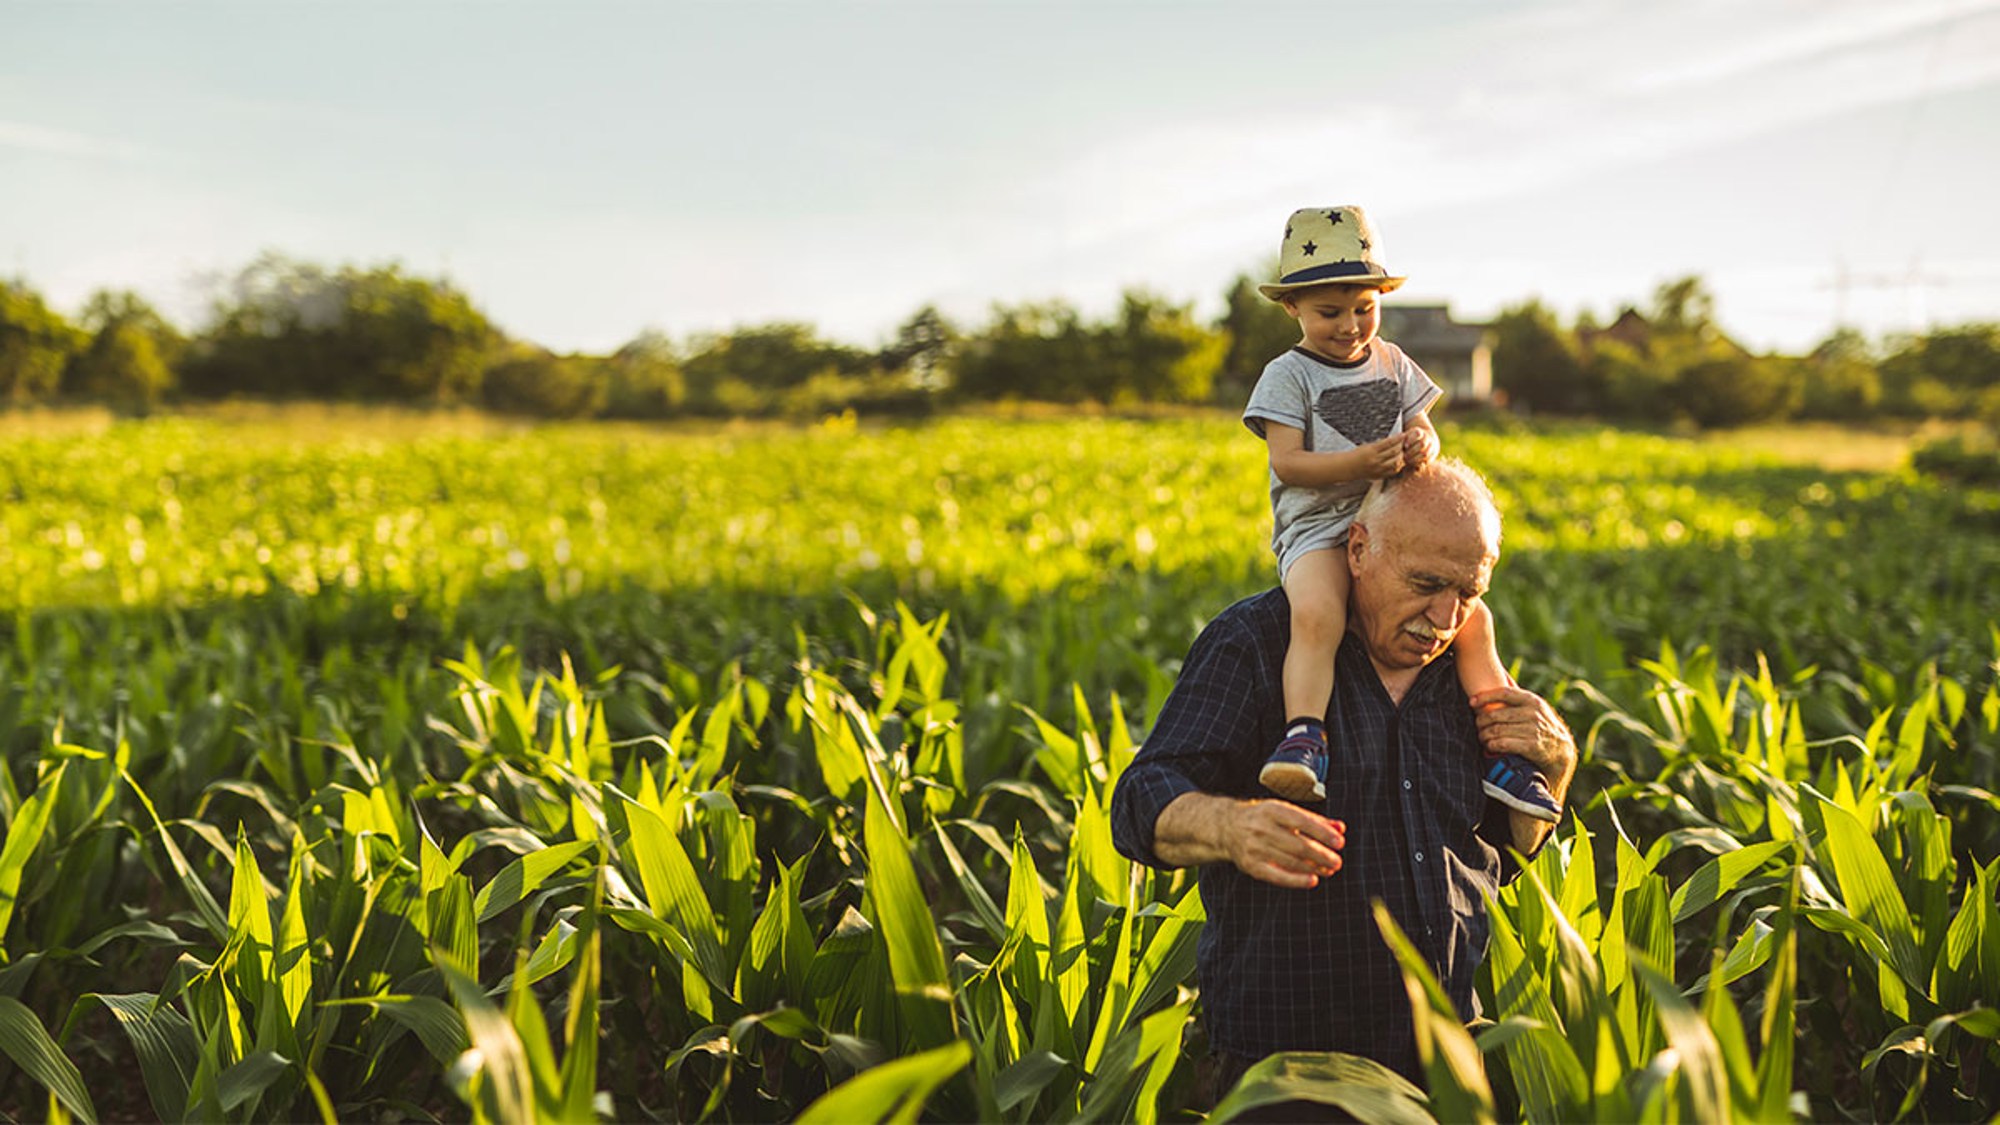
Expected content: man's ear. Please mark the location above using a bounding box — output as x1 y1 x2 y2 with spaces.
1347 523 1368 566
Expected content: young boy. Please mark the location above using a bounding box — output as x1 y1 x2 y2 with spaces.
1242 205 1561 821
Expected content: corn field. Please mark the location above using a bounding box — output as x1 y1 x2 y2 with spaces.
0 410 1994 1122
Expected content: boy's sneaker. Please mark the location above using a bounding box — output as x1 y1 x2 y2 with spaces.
1482 754 1562 823
1260 722 1328 802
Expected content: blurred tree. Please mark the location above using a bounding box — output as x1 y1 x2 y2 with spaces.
1100 290 1225 404
1490 299 1592 413
880 305 957 391
681 322 868 413
601 330 686 418
1795 328 1882 421
1880 322 2000 417
955 293 1223 405
63 289 182 409
952 300 1092 402
1650 275 1720 340
183 253 499 402
481 345 608 418
1589 337 1676 420
1675 353 1800 428
0 279 85 404
1217 270 1297 399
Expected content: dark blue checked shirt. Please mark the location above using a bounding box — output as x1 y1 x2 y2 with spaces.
1110 588 1523 1082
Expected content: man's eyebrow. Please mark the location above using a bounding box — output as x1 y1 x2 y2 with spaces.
1411 568 1486 596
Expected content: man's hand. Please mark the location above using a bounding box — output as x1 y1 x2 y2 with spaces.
1469 685 1578 854
1152 792 1346 889
1469 686 1575 775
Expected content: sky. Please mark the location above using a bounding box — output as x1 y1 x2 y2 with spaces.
5 0 1999 356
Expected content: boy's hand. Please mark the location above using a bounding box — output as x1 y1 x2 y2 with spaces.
1403 426 1439 467
1355 434 1406 478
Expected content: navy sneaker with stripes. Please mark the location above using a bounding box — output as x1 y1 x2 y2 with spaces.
1482 754 1562 822
1260 720 1328 802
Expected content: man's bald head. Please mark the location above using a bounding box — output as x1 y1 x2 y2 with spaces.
1352 458 1502 559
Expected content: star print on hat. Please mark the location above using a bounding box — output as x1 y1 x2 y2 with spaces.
1258 205 1406 301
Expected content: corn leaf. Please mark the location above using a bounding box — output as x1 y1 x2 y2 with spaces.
1669 840 1791 922
1812 794 1925 987
215 1050 290 1115
794 1039 971 1125
610 789 728 986
0 761 67 956
1372 902 1495 1124
0 994 97 1124
343 994 469 1066
1632 956 1730 1124
67 992 197 1124
860 745 955 1048
442 961 535 1124
1206 1050 1432 1125
472 840 593 923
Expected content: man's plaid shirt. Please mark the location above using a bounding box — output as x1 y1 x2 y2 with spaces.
1109 588 1521 1081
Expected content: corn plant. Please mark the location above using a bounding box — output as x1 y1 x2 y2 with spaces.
0 411 1995 1119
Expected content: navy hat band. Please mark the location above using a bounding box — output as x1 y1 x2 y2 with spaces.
1279 261 1383 285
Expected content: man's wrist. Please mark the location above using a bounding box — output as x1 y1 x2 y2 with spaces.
1154 791 1236 868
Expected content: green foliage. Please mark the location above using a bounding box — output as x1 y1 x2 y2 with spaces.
1490 278 1990 429
481 346 609 419
1100 290 1225 404
1796 329 1883 422
954 290 1226 405
1912 431 2000 487
1216 270 1298 398
1492 299 1593 414
881 305 957 393
183 253 499 403
0 279 85 404
599 330 685 418
952 299 1092 402
1881 323 2000 418
0 412 1992 1120
62 290 181 409
1676 353 1801 429
1590 334 1678 419
681 322 871 414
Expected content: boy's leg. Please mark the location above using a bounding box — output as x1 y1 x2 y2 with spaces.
1262 549 1350 802
1281 548 1350 726
1453 601 1511 697
1459 603 1563 822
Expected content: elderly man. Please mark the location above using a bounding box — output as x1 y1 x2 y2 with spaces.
1109 458 1576 1103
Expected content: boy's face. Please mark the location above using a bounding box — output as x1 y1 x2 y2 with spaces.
1282 284 1382 363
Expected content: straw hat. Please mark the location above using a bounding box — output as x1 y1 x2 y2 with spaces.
1258 205 1406 300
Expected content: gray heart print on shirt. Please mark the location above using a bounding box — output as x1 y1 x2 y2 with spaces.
1313 380 1400 446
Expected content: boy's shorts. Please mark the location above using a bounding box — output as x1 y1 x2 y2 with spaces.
1276 517 1353 583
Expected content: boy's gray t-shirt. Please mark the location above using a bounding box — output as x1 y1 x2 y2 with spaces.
1242 342 1443 575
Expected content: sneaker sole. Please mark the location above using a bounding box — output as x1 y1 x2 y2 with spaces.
1482 780 1562 823
1260 762 1326 802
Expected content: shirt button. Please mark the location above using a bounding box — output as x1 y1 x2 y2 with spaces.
1414 851 1425 862
1403 779 1412 790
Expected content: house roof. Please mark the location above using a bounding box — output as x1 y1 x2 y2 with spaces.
1381 305 1489 353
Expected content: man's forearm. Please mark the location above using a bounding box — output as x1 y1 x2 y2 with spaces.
1151 791 1239 867
1152 791 1348 889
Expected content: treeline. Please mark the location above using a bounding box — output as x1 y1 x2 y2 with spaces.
0 254 1231 420
1490 277 2000 431
2 253 1996 430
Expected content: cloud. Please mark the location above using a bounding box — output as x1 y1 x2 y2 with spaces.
991 0 2000 276
0 120 155 162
